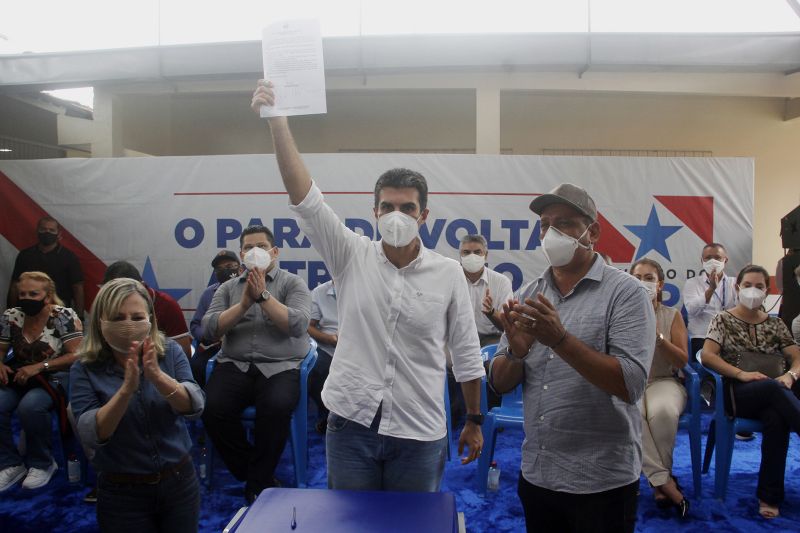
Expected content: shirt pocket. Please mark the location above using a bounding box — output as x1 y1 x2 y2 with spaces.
569 315 607 353
403 290 446 333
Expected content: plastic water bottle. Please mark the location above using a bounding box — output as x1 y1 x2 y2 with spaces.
67 454 81 484
487 461 500 491
198 447 207 480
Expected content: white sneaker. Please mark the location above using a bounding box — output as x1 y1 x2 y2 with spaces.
0 464 27 492
21 460 57 490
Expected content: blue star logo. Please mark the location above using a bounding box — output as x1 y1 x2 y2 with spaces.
624 205 682 261
141 256 192 303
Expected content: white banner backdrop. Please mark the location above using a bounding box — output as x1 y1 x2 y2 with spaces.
0 155 753 317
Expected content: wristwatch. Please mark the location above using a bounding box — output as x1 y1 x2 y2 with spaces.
465 414 484 426
788 370 799 382
656 333 665 345
42 361 50 372
255 290 271 304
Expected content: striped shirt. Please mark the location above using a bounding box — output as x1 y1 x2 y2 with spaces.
497 254 655 494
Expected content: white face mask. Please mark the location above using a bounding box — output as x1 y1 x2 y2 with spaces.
541 226 591 267
639 280 659 301
461 253 485 274
702 259 725 277
243 246 272 271
738 286 766 310
378 211 420 248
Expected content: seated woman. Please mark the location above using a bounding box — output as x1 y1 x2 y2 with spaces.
0 271 83 492
702 264 800 519
631 258 690 518
70 278 205 533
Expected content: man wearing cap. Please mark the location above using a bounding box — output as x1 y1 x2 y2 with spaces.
189 250 241 387
489 183 655 533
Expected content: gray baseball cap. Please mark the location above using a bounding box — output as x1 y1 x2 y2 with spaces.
529 183 597 222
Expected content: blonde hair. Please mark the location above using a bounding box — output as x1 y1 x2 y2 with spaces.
79 278 165 364
18 271 64 307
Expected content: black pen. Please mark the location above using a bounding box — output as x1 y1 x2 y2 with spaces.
291 506 297 530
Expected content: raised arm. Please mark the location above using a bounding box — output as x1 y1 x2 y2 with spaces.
251 81 312 205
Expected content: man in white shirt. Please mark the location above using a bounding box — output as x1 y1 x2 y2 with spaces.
251 81 485 492
682 243 737 360
459 234 514 347
452 234 514 414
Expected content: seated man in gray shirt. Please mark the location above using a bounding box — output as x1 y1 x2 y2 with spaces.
201 225 311 504
490 184 655 533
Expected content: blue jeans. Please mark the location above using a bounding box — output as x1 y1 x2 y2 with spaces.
325 410 447 492
0 382 56 470
97 460 200 533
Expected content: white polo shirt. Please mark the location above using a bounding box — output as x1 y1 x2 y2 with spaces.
290 183 485 441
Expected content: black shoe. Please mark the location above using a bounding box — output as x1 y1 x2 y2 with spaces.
655 497 672 510
83 486 98 504
675 498 690 519
735 432 755 441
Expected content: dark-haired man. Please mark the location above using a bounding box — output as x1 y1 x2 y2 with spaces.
102 261 191 357
251 82 485 493
201 225 311 503
7 217 84 316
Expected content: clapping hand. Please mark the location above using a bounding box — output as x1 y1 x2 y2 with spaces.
141 338 164 384
481 288 494 315
499 298 536 357
247 268 267 303
119 342 141 397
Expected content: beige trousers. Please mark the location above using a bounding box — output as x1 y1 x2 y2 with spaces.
640 378 687 487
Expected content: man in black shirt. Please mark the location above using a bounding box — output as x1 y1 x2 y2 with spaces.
7 217 84 316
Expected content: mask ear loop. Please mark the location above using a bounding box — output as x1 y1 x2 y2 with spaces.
575 225 594 251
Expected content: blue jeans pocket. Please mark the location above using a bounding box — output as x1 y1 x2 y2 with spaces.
327 412 349 433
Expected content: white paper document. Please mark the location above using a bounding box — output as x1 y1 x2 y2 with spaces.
261 19 327 118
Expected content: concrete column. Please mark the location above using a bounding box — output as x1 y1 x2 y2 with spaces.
92 87 123 157
475 88 500 154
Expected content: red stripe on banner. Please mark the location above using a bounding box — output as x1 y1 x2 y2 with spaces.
655 195 714 245
0 170 107 309
174 191 542 197
595 212 636 264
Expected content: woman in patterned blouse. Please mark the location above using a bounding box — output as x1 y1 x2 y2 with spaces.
701 264 800 519
0 271 83 492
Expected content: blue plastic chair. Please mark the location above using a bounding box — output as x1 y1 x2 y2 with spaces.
676 363 703 498
477 344 523 494
204 339 318 488
698 352 764 500
479 344 496 415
